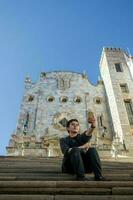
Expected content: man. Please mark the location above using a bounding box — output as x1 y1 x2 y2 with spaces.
60 118 105 181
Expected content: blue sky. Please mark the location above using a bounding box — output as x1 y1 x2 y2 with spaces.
0 0 133 155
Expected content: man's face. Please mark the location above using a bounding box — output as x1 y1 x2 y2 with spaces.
67 121 80 134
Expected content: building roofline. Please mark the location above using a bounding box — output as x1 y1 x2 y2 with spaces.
99 46 131 66
41 70 100 87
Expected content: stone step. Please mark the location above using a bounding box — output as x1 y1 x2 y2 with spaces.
0 169 60 173
1 165 131 169
1 181 133 188
112 187 133 195
0 164 133 169
0 164 132 171
0 166 61 169
0 195 53 200
0 160 61 164
0 171 133 177
0 187 133 195
0 168 133 173
0 158 132 166
54 195 133 200
1 185 133 195
0 175 132 181
0 157 133 199
0 159 132 163
0 195 133 200
0 159 61 162
0 156 132 162
0 187 111 195
1 163 133 167
0 157 133 165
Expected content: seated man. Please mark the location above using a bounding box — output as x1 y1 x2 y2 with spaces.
60 118 105 181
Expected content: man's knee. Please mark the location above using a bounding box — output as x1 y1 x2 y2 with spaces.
86 147 98 155
69 147 81 155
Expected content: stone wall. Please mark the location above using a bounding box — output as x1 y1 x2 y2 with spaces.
7 47 133 158
100 47 133 152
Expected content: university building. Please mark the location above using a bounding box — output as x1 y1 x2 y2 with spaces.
6 47 133 159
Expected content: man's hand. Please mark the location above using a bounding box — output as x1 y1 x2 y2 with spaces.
84 116 96 136
83 142 91 150
79 142 91 151
88 117 96 128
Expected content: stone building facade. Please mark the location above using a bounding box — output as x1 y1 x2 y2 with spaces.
6 47 133 158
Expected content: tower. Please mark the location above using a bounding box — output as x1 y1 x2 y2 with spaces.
6 47 133 159
100 47 133 152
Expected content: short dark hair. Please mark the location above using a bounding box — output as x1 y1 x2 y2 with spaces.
66 119 79 128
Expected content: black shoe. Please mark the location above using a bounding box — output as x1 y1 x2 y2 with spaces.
77 176 90 181
95 175 106 181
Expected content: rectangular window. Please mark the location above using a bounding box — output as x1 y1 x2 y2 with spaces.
97 115 103 127
100 115 103 126
124 99 133 125
120 83 129 93
115 63 123 72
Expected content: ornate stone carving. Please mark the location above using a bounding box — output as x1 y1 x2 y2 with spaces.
53 112 69 131
56 74 72 90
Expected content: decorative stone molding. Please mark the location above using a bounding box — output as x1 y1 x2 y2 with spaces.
53 112 68 131
47 96 55 102
56 74 72 90
60 96 68 103
94 97 102 104
27 95 34 102
74 96 82 103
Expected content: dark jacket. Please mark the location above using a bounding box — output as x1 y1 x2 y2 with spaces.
60 132 92 172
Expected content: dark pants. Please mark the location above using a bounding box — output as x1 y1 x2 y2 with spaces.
62 147 102 178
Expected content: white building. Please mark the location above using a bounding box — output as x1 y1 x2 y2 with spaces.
7 47 133 159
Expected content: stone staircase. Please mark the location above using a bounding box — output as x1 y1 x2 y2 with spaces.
0 156 133 200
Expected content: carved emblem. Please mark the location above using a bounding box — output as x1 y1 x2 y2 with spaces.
56 74 72 90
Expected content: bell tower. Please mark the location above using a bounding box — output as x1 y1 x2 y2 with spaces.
100 47 133 151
